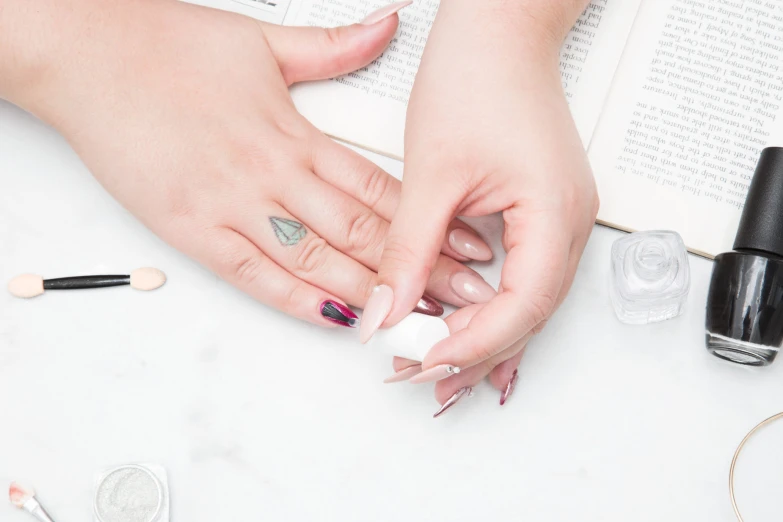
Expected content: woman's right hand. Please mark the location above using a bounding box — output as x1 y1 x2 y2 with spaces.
1 0 495 325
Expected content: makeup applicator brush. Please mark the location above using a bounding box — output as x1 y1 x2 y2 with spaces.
9 482 56 522
7 267 166 298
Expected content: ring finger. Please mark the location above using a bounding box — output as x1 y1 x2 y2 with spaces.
236 203 377 307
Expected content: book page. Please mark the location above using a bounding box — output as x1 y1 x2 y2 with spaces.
286 0 643 159
185 0 293 23
589 0 783 257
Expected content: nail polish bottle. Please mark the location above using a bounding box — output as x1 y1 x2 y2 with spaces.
609 230 690 325
706 147 783 366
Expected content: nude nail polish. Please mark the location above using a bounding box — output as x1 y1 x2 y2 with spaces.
449 229 493 261
499 369 518 406
360 285 394 343
434 387 472 418
415 295 444 316
320 300 358 328
450 272 497 304
408 364 460 384
383 365 422 384
359 0 412 25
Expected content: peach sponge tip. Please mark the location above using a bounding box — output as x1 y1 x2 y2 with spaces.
7 274 44 298
130 267 166 291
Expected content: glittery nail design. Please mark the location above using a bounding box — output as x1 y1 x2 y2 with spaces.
415 295 444 316
320 300 359 328
433 387 472 418
499 369 518 406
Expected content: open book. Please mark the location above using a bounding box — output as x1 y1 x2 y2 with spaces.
192 0 783 258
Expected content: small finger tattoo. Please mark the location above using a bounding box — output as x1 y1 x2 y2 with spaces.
270 216 307 246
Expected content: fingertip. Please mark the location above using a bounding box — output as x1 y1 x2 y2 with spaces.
447 227 493 262
392 357 420 371
443 304 483 333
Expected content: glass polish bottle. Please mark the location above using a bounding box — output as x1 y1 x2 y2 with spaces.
706 147 783 366
610 231 690 325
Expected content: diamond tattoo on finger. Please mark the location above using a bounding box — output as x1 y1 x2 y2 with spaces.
270 217 307 246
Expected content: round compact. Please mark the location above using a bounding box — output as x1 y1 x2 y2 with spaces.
94 464 167 522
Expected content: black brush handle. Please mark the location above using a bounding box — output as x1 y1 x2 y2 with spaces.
43 275 130 290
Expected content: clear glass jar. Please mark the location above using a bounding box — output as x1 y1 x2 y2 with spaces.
610 231 690 325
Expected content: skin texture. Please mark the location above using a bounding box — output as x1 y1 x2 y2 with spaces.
376 0 598 404
1 0 596 408
0 0 493 328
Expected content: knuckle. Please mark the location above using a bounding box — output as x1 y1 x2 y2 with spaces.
293 236 329 276
226 254 265 287
323 26 342 48
532 318 550 335
282 281 310 316
357 273 379 304
526 289 557 326
346 211 383 254
382 238 431 279
480 357 500 375
472 342 497 363
232 139 277 177
357 167 390 210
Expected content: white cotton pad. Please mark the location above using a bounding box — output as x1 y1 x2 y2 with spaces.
366 313 450 362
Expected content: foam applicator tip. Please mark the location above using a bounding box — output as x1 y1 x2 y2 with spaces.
130 267 167 291
7 275 44 298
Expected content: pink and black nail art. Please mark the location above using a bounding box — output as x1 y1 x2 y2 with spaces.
321 300 359 328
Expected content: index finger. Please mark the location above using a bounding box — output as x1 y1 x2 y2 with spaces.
421 210 571 370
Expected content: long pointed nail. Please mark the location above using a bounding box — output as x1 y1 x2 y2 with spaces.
360 285 394 343
499 369 518 406
450 272 497 304
360 0 412 25
320 300 358 328
415 295 444 316
449 229 493 261
383 364 422 383
409 364 460 384
434 387 472 418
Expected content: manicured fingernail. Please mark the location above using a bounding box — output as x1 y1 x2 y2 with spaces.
415 295 444 316
383 364 422 384
450 272 497 304
409 364 460 384
499 369 519 406
359 284 394 343
449 229 493 261
320 300 358 328
434 387 472 418
360 0 412 25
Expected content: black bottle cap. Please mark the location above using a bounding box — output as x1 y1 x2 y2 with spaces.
734 147 783 257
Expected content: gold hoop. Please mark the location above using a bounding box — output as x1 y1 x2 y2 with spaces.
730 412 783 521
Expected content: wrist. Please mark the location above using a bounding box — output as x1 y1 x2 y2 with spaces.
442 0 588 62
0 0 67 107
0 0 130 118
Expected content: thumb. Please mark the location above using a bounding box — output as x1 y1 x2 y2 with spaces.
359 173 463 343
261 1 410 85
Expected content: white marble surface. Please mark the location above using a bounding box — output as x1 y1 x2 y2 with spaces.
2 98 783 522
